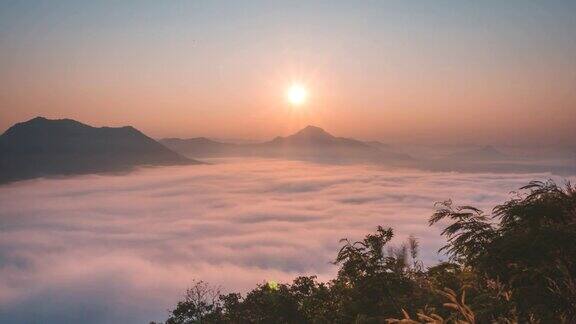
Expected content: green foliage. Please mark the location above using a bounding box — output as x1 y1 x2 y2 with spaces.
163 180 576 323
165 280 222 324
430 180 576 322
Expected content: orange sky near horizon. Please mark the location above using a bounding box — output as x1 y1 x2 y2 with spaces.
1 1 575 145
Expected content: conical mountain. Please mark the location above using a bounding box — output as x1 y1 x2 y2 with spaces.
268 125 368 147
160 125 412 162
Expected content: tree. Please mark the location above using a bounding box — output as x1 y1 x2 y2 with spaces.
430 180 576 322
166 280 222 324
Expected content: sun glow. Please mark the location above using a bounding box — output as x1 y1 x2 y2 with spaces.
286 83 308 106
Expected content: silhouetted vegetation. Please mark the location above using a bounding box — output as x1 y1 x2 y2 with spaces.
158 180 576 323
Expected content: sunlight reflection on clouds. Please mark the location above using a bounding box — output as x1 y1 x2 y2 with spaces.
0 158 566 323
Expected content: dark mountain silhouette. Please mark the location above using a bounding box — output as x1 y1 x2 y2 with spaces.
364 140 392 150
102 121 575 174
446 145 508 161
264 125 370 148
161 125 412 163
416 144 575 175
161 137 239 157
0 117 196 184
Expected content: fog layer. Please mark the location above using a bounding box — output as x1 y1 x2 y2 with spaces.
0 158 565 323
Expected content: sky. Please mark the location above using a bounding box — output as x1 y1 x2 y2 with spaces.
1 0 575 144
0 158 566 323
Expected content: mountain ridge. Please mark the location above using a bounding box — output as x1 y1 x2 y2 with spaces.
0 117 197 184
161 125 412 162
444 145 508 161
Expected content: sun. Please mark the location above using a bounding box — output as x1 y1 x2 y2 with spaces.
286 83 308 106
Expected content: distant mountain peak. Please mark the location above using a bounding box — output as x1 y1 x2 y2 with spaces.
20 116 87 128
302 125 326 132
2 116 85 137
446 145 507 160
290 125 334 140
475 145 506 157
480 145 500 153
161 124 413 161
26 116 79 124
30 116 48 122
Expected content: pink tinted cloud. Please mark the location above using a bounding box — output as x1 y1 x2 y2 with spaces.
0 158 565 323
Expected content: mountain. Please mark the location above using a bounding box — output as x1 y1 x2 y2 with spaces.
445 145 508 161
364 141 392 150
161 125 412 163
418 145 576 174
0 117 196 184
265 125 367 147
161 137 240 157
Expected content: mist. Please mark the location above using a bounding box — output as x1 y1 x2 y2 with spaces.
0 158 565 323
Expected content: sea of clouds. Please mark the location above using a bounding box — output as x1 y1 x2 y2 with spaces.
0 158 568 323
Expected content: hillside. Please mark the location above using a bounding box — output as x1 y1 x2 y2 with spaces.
0 117 196 183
